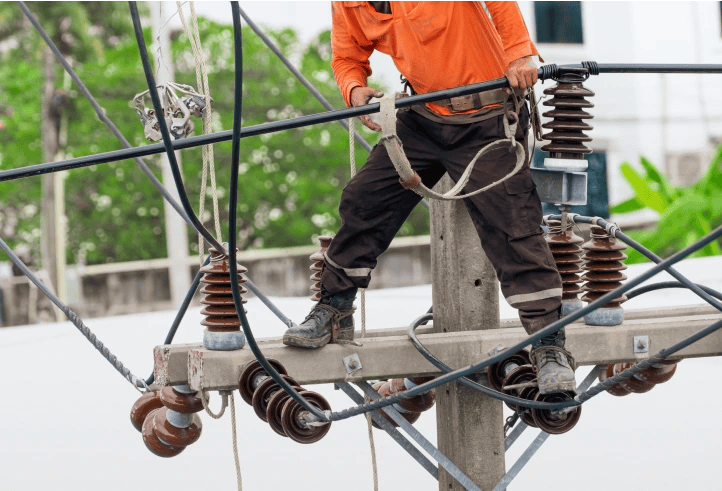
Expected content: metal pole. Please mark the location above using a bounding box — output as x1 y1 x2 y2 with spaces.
151 2 191 307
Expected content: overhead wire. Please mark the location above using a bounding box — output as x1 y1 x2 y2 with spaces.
8 0 722 430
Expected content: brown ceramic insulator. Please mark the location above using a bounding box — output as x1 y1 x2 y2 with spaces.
251 375 301 422
267 390 294 437
614 363 655 394
540 81 595 160
501 364 538 416
280 390 333 444
637 360 678 385
142 408 185 458
159 386 204 414
600 364 632 397
200 247 248 333
370 378 435 429
517 386 540 428
581 227 629 308
130 391 164 432
488 350 531 391
310 235 334 301
531 391 581 435
152 407 203 447
238 359 288 405
545 222 585 300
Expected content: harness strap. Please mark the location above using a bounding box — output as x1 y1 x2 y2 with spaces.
378 94 527 201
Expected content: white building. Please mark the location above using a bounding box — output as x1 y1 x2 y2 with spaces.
518 1 722 222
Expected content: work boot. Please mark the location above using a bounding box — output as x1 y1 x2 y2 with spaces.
282 287 357 349
530 328 577 395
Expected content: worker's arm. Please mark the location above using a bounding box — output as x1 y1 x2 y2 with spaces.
331 3 375 107
485 1 540 90
331 3 383 131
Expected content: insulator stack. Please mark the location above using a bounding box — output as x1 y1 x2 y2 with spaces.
545 220 585 316
130 385 204 458
501 364 582 434
488 349 531 391
200 246 247 350
370 377 436 429
540 70 594 171
599 360 679 397
238 359 332 444
310 235 334 301
581 226 628 326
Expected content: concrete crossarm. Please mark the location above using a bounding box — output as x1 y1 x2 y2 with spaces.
152 305 722 391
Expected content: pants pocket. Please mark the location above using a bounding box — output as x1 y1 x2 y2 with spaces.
502 172 543 239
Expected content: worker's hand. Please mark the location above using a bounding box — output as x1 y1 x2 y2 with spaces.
505 56 538 90
350 86 384 131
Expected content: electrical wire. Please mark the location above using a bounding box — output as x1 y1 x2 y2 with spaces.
128 1 224 255
626 281 722 302
407 313 575 410
226 1 329 422
0 236 147 390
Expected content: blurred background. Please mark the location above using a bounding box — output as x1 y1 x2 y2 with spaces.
0 1 720 326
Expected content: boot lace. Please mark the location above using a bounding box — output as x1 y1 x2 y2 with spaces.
302 303 355 325
530 345 577 372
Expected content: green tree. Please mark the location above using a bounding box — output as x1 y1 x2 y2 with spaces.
1 8 426 267
612 151 722 263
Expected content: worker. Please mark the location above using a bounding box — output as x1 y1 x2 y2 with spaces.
283 1 575 395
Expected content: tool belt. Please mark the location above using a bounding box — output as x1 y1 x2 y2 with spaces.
432 87 525 113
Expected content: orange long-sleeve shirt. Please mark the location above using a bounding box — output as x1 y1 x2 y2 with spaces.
331 1 540 116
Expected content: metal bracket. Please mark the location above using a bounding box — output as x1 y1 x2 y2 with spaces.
343 353 362 375
531 168 588 206
634 335 650 353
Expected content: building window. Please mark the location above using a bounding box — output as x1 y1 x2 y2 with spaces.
534 1 584 44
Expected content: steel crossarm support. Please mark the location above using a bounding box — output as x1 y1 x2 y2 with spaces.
170 309 722 390
335 382 439 479
492 366 604 491
355 381 480 491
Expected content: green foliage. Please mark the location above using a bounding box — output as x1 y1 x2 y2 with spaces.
0 7 423 267
612 151 722 263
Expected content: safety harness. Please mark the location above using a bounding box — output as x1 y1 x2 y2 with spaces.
378 90 528 201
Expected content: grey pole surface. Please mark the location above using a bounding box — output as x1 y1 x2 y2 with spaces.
431 175 504 490
151 3 192 307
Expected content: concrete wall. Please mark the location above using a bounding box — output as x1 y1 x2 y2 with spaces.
0 235 431 326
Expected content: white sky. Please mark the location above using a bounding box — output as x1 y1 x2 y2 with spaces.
2 256 722 490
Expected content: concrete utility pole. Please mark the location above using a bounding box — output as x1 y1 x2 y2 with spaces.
151 2 192 307
40 45 59 295
430 175 505 490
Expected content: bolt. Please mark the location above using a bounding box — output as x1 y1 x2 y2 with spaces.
637 339 646 350
348 359 359 369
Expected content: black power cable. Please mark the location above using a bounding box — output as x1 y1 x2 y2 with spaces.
627 281 722 302
225 2 329 422
128 1 224 254
407 313 573 410
327 222 722 421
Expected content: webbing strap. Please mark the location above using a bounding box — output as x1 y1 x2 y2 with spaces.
378 94 527 201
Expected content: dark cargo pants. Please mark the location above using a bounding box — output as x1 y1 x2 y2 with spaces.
321 106 562 334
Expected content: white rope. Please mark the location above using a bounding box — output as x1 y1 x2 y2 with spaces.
364 395 380 491
176 1 222 264
350 117 377 489
200 387 228 419
230 392 243 491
